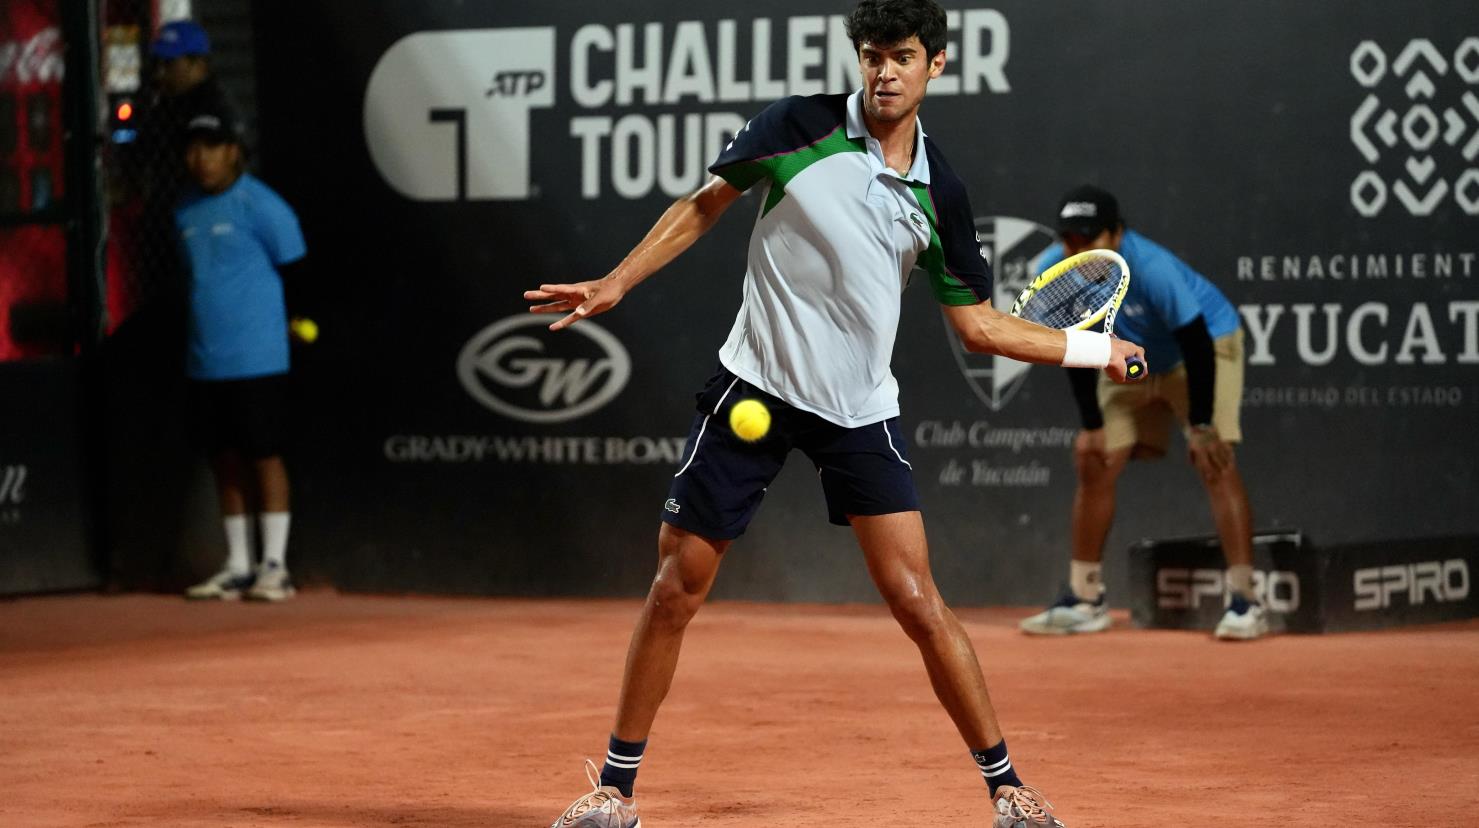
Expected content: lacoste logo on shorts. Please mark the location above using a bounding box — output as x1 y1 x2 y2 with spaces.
664 498 681 514
910 212 925 228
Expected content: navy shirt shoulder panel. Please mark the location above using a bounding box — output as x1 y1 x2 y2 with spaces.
708 94 851 190
921 137 992 303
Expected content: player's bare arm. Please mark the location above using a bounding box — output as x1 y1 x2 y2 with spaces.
941 302 1146 383
524 175 743 331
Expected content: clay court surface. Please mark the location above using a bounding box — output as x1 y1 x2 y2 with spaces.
2 593 1476 827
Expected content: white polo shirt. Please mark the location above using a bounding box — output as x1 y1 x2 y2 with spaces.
709 89 992 428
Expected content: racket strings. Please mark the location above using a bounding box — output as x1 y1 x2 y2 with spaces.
1020 260 1121 329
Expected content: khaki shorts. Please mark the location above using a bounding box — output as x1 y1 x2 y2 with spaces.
1098 330 1244 457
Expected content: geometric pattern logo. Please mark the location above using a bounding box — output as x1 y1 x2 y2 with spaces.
944 216 1057 412
1349 37 1479 217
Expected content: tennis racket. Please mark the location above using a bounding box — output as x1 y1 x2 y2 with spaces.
1010 248 1145 380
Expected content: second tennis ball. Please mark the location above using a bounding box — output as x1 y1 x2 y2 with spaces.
290 317 319 344
729 398 771 442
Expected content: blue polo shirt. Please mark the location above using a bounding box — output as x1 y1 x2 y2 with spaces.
1033 230 1239 374
708 90 992 427
175 174 306 380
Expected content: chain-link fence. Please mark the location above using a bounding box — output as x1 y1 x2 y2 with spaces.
99 0 256 338
102 3 182 337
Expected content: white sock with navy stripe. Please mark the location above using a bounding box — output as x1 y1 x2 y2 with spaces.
972 740 1023 795
599 734 646 798
223 515 250 576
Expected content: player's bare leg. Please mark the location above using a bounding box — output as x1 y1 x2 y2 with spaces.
1069 445 1132 565
1201 454 1253 569
853 511 1065 826
611 523 729 740
254 455 290 513
248 455 295 601
552 524 727 826
1019 444 1130 635
211 450 247 515
1203 454 1267 639
852 510 1001 748
186 451 253 600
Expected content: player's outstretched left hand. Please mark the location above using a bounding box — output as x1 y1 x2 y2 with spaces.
524 277 626 331
1104 337 1146 384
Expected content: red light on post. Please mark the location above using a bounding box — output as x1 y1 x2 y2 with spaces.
116 101 133 121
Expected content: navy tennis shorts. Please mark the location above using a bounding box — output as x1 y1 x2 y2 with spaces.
189 373 290 459
660 366 920 540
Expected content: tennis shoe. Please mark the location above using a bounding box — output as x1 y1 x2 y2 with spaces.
1214 593 1268 640
1019 591 1109 635
246 561 296 602
550 760 640 828
184 568 254 600
993 784 1065 827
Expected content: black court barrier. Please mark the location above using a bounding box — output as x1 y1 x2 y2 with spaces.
1129 532 1478 633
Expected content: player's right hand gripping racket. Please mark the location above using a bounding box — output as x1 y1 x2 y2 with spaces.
1009 248 1146 381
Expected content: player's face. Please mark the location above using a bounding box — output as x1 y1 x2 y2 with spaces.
1061 227 1125 257
857 37 945 123
155 56 206 97
185 140 241 194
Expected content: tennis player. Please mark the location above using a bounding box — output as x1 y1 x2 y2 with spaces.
1018 185 1266 641
527 4 1143 826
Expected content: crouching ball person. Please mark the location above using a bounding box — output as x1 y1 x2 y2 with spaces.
1019 185 1266 641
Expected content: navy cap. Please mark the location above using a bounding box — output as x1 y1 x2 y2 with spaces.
184 111 241 144
152 20 210 59
1056 185 1122 239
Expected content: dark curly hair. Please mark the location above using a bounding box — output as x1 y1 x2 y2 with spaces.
844 0 949 59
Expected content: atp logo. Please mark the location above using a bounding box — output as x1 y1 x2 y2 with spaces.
1349 37 1479 217
457 314 631 424
365 28 556 201
947 216 1057 411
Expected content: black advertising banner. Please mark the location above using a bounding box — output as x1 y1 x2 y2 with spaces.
0 363 96 595
1127 532 1320 633
1127 532 1476 632
253 2 1479 604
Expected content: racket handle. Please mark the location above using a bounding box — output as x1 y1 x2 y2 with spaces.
1125 355 1146 381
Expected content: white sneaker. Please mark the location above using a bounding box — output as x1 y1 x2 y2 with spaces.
185 568 254 600
246 561 295 602
550 759 640 828
1019 592 1110 636
1214 595 1268 640
993 784 1066 827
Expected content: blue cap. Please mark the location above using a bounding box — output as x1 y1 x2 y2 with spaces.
151 21 210 59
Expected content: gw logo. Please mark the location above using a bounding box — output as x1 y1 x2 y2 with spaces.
1156 568 1301 613
1353 559 1470 611
486 70 547 97
457 314 632 424
365 28 556 201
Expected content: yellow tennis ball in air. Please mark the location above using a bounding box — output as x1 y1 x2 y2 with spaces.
290 317 319 344
729 398 771 442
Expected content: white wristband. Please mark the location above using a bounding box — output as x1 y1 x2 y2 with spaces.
1062 329 1111 369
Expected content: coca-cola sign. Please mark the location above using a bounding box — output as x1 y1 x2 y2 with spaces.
0 27 65 87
